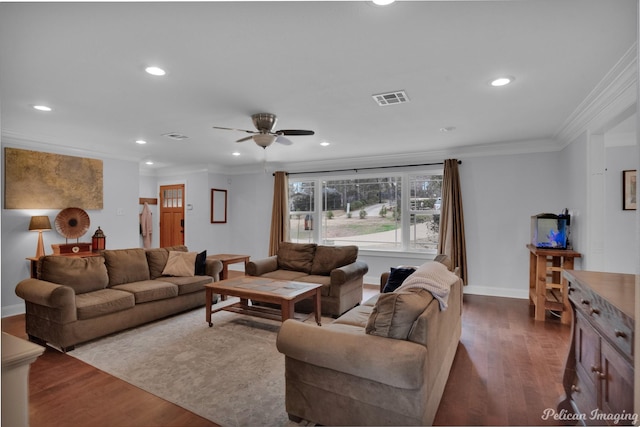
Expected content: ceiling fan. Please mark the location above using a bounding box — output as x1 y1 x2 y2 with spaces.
213 113 315 148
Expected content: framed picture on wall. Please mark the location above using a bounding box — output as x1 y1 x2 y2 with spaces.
623 170 636 210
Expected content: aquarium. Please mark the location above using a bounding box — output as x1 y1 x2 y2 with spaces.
531 213 568 249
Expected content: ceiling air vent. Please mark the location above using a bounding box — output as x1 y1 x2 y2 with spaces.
372 90 410 107
162 132 189 141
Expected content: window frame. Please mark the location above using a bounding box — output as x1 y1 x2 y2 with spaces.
288 167 443 255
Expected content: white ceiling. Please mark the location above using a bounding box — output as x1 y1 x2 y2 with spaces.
0 0 637 174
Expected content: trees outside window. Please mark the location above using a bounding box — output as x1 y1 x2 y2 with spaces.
289 172 442 252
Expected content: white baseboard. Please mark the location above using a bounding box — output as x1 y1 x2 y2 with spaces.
463 285 528 300
2 303 25 318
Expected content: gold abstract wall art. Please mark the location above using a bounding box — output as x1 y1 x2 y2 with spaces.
4 147 104 209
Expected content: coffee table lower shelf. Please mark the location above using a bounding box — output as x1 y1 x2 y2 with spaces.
205 277 322 327
211 299 319 325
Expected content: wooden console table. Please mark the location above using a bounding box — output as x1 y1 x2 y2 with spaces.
207 253 250 280
527 244 581 324
558 270 635 425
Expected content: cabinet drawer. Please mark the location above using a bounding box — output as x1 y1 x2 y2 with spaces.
570 281 633 360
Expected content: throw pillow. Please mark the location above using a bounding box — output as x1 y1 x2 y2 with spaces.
382 267 416 293
195 250 207 276
162 251 197 277
365 289 433 340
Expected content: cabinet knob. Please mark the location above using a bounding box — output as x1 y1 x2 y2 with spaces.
591 366 606 380
614 329 628 339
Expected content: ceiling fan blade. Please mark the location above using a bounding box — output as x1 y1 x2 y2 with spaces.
213 126 256 134
275 135 293 146
236 135 253 143
276 129 315 136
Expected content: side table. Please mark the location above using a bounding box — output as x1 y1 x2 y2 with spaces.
527 244 581 324
207 253 251 280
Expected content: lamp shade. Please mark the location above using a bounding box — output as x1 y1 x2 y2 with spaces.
29 216 52 231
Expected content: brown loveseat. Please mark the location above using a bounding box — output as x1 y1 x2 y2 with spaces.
15 246 222 352
246 242 369 317
276 256 462 426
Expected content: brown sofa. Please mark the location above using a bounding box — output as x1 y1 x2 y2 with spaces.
15 246 222 352
276 256 462 426
246 242 369 317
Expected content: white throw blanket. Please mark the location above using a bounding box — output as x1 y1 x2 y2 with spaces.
395 261 458 310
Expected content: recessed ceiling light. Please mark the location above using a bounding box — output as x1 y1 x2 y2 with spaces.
145 161 154 165
33 105 52 112
372 0 395 5
440 127 456 133
145 66 166 76
490 76 514 87
135 140 147 145
232 152 241 156
320 141 330 147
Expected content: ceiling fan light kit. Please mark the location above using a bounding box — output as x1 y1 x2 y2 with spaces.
253 133 277 148
213 112 315 149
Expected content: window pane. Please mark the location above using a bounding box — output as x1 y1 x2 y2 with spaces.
409 174 442 212
321 177 402 249
289 180 315 243
409 213 440 251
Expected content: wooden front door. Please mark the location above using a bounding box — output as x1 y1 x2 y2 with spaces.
159 184 185 247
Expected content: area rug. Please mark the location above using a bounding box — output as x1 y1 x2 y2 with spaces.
69 304 315 427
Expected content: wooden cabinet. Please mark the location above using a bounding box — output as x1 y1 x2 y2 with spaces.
559 270 635 425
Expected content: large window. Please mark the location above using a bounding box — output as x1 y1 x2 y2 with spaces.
289 171 442 252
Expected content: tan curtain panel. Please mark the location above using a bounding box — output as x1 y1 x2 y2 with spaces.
269 171 290 256
438 159 468 284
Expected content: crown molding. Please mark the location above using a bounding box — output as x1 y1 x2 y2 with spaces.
554 42 638 146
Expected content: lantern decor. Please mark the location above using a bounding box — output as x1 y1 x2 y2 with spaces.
92 226 106 252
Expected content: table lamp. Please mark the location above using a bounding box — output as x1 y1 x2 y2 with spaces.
29 215 52 258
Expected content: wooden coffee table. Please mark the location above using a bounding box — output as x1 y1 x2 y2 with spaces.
205 276 322 327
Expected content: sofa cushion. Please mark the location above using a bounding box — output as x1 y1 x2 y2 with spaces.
309 245 358 275
382 267 416 293
111 280 178 303
261 270 309 282
158 275 213 295
333 304 373 328
103 248 150 287
38 255 108 295
277 242 317 274
75 288 135 320
365 289 434 340
162 251 197 277
295 274 331 297
146 248 170 279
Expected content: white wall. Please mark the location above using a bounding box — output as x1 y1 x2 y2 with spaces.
1 146 140 316
459 152 565 298
605 141 639 273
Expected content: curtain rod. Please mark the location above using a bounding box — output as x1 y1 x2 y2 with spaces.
273 160 461 176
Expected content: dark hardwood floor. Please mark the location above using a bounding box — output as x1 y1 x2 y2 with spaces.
434 294 571 426
3 282 571 427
